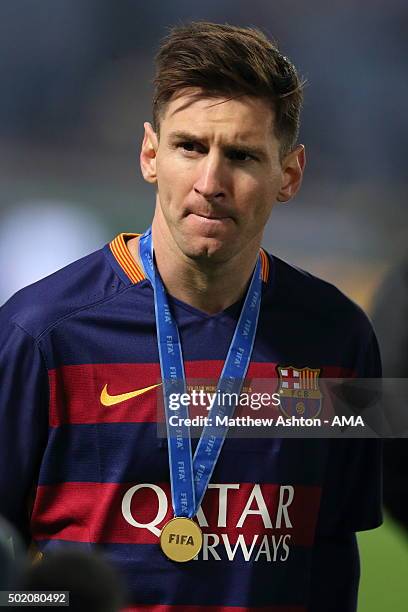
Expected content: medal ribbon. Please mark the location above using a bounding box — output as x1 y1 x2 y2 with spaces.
139 227 262 517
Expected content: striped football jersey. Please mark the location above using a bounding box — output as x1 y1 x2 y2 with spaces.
0 233 382 611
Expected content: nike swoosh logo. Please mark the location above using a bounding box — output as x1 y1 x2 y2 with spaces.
100 383 162 406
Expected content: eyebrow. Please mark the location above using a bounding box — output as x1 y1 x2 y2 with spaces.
167 130 268 159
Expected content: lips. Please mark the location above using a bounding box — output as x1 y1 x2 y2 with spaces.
185 205 234 221
188 213 234 229
191 212 230 220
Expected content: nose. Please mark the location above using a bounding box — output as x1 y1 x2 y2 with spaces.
193 152 226 201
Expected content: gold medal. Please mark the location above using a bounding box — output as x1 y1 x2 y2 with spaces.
160 517 203 562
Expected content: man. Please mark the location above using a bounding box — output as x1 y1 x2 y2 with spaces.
0 22 381 611
372 261 408 532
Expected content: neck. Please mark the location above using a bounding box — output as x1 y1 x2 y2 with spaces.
128 225 262 315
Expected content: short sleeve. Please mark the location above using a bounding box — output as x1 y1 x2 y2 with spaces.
354 321 382 378
0 315 49 544
317 318 382 535
316 438 382 535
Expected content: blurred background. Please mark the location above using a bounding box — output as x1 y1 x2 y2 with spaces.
0 1 407 609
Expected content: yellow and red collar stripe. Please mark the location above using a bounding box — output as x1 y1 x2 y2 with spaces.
110 233 269 284
109 234 146 284
259 248 269 283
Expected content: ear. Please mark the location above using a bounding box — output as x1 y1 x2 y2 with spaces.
140 122 159 184
277 145 306 203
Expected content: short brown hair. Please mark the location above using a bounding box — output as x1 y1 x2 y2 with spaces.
153 21 304 156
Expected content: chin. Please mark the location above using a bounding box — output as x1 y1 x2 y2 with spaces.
179 235 234 263
176 216 237 257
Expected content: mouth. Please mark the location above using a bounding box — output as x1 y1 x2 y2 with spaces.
187 210 234 222
187 213 234 230
194 213 229 220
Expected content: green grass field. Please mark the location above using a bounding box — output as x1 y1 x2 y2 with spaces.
358 514 408 611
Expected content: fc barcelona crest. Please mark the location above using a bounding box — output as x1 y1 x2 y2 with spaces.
277 366 322 419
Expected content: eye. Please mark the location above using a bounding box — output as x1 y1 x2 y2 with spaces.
177 141 206 155
180 141 195 151
227 149 256 162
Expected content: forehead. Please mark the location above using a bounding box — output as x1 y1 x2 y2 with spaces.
159 89 276 143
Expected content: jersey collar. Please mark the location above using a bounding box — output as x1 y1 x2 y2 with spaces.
109 233 270 285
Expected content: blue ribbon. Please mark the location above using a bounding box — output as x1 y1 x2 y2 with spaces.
139 227 262 517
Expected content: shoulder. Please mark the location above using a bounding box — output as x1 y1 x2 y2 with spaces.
269 253 373 336
0 245 129 340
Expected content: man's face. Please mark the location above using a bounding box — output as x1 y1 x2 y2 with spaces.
141 89 304 264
